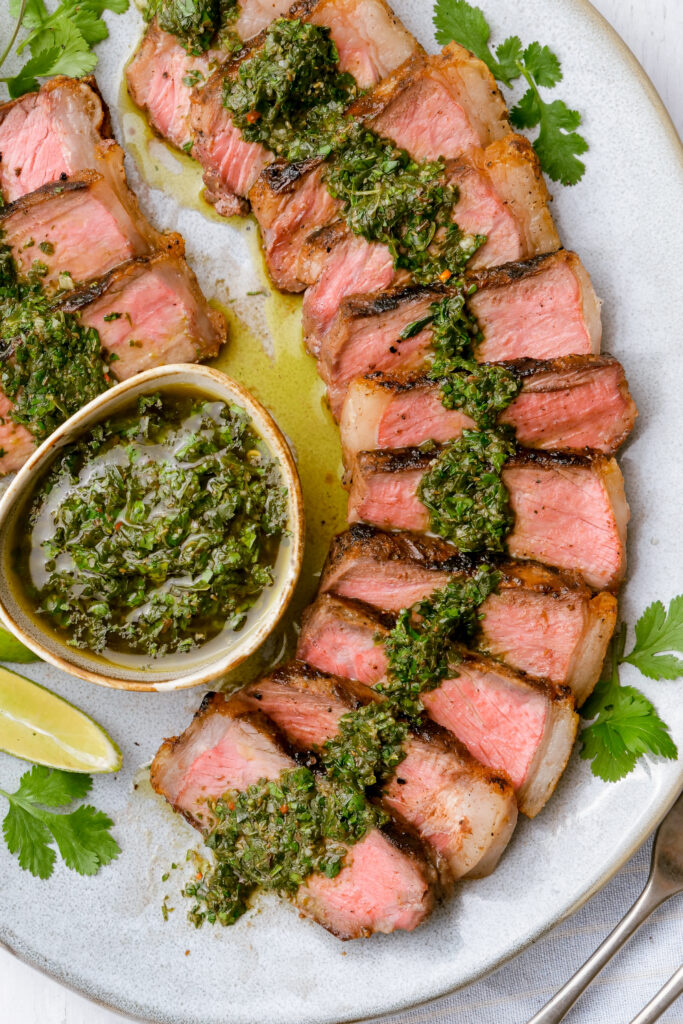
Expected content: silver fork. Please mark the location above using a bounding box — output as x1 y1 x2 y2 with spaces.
528 790 683 1024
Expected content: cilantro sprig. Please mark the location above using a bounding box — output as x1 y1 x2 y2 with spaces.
433 0 588 185
580 597 682 782
0 765 120 878
0 0 129 99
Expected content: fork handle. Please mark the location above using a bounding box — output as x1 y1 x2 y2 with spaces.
629 964 683 1024
527 877 671 1024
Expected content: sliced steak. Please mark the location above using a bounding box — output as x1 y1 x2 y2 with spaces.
58 248 227 378
0 76 111 203
243 661 518 878
296 599 577 817
339 356 636 459
318 527 617 704
347 447 628 591
319 251 601 417
192 0 418 217
249 43 509 291
0 392 37 475
302 136 560 355
126 20 229 153
0 144 171 292
151 691 435 938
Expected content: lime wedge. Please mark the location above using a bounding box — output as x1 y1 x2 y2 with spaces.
0 667 121 773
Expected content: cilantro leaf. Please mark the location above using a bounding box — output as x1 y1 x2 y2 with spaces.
494 35 523 84
43 804 119 875
2 0 128 98
3 801 55 878
580 624 678 782
433 0 588 184
15 764 92 806
533 97 587 186
522 41 562 88
9 0 48 31
623 595 683 680
581 684 677 782
510 88 541 129
0 766 119 879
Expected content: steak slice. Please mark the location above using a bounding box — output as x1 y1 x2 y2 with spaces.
249 42 510 290
301 136 560 355
339 356 637 459
318 527 617 704
347 447 628 591
296 598 577 817
58 248 227 378
0 144 172 292
0 76 111 203
126 19 230 153
244 661 518 878
0 392 36 476
192 0 419 217
319 251 601 417
151 691 435 938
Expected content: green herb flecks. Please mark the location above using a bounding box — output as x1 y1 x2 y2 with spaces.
325 126 484 284
20 392 287 659
222 19 359 162
439 362 521 428
418 428 516 552
0 765 119 879
146 0 238 54
185 765 386 926
0 248 112 441
433 0 588 185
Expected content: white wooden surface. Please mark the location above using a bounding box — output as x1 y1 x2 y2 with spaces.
0 2 681 1022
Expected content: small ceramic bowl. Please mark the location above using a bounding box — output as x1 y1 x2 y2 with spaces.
0 365 305 692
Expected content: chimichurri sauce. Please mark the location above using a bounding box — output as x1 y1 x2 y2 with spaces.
15 391 287 661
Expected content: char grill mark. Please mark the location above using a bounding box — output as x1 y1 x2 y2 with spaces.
295 597 577 817
301 135 560 353
318 250 602 418
346 445 628 591
242 660 518 878
339 355 636 460
151 690 436 938
318 527 617 704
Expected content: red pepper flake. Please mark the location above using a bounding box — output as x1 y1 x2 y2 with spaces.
195 872 203 880
246 110 261 124
280 804 288 814
114 522 122 531
439 269 452 282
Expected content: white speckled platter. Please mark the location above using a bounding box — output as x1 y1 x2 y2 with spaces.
1 2 682 1022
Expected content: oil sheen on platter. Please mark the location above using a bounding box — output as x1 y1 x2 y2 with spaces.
119 87 348 688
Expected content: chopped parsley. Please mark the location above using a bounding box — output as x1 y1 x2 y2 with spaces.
18 392 288 659
418 428 516 552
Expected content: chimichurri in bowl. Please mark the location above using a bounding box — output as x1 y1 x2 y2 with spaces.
0 366 304 690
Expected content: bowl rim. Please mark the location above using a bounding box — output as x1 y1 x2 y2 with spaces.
0 364 305 692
